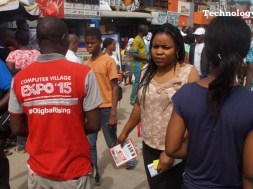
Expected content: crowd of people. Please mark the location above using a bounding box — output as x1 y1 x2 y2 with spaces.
0 15 253 189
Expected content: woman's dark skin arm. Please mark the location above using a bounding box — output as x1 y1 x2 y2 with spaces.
243 130 253 189
10 114 28 137
0 90 10 115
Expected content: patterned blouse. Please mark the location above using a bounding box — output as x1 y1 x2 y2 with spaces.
138 63 193 150
6 49 40 70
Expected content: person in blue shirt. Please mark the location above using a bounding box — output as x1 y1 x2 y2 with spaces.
166 16 253 189
0 58 13 189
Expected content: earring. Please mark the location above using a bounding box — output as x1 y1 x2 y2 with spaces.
176 53 179 60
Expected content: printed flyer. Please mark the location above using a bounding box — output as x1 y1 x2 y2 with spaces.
109 139 138 167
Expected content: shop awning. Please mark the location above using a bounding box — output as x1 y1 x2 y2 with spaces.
100 10 153 19
0 0 40 22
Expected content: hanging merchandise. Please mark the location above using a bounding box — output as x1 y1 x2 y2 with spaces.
0 0 40 22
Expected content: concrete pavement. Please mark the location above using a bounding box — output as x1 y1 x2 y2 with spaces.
7 84 149 189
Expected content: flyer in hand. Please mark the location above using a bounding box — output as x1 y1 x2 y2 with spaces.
109 139 138 167
147 159 183 177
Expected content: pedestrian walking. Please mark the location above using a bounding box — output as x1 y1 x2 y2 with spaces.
8 16 102 189
189 27 209 78
117 23 199 189
130 24 149 105
122 38 134 86
84 27 119 186
103 37 120 70
0 24 15 62
16 17 39 50
6 29 40 153
65 33 83 64
0 59 12 189
165 16 253 189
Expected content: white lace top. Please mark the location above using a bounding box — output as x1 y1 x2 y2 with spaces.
138 63 193 150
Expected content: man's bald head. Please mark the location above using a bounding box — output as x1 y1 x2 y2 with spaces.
37 16 69 54
138 24 149 37
68 34 80 52
68 34 79 43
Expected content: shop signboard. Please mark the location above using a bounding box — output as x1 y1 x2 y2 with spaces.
64 1 100 19
36 0 100 19
151 11 180 26
110 0 121 6
100 0 112 10
167 11 180 26
178 1 190 16
151 11 168 25
209 2 220 12
36 0 64 18
198 5 208 12
64 9 100 19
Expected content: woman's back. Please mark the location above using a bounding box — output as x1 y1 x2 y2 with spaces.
166 16 253 189
6 49 40 70
172 83 253 188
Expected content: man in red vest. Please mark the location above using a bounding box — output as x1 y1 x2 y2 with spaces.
8 16 102 189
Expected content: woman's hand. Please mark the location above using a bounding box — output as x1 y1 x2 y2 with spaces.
117 131 128 146
157 151 174 173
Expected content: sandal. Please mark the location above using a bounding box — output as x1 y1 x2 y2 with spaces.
125 159 137 170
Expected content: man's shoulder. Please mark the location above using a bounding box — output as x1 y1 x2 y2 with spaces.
134 35 142 42
17 59 90 76
97 53 114 63
101 53 111 59
65 50 72 55
66 59 90 71
66 51 81 63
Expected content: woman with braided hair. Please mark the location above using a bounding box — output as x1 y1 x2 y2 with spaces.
117 23 199 189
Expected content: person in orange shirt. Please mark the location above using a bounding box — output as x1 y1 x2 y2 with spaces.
84 27 119 186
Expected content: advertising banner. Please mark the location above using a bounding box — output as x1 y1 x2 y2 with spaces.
167 11 180 26
64 1 100 19
36 0 64 18
151 11 180 26
178 1 190 16
36 0 100 19
151 11 167 25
